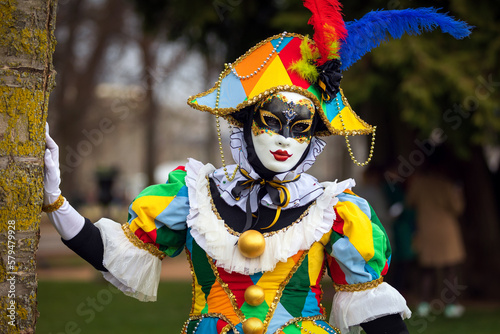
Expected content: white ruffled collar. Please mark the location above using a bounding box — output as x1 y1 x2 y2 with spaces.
185 159 355 275
211 127 327 212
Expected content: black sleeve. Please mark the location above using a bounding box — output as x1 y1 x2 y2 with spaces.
360 314 409 334
61 218 108 272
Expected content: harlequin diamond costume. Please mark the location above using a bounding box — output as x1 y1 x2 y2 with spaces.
43 1 471 333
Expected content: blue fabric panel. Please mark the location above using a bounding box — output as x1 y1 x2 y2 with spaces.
337 192 372 220
185 228 194 254
266 302 293 334
195 317 219 333
332 237 372 284
127 202 138 224
301 290 321 317
154 193 190 231
272 36 294 52
218 73 247 108
250 272 264 285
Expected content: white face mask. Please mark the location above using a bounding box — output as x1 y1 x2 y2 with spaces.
250 92 315 173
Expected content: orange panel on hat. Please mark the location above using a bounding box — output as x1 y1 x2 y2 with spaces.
234 41 276 96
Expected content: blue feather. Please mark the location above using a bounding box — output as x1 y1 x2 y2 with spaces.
339 7 473 70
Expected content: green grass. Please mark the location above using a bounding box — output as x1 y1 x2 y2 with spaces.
37 280 500 334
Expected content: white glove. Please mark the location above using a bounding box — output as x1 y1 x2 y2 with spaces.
44 123 85 240
44 122 62 204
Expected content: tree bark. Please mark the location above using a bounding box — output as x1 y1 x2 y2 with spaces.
0 0 57 332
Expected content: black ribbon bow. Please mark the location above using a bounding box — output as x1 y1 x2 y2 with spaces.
231 169 299 233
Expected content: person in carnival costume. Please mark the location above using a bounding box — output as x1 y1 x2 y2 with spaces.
43 1 471 333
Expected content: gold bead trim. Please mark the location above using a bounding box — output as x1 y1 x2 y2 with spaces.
180 313 240 334
334 276 383 292
294 319 341 334
42 194 65 213
206 175 315 237
276 316 342 334
215 65 239 182
121 224 166 260
336 95 376 167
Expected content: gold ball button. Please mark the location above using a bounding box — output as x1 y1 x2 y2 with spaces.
238 230 265 258
242 317 264 334
244 285 265 306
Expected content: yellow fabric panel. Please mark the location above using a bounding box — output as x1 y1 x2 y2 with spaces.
206 280 240 325
130 195 174 233
192 271 207 315
330 105 371 133
259 251 303 306
248 56 292 99
235 41 275 96
335 200 375 262
300 320 334 334
307 242 325 285
319 230 333 246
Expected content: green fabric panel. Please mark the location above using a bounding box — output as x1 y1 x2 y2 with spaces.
369 204 391 257
187 319 200 333
191 241 216 301
366 204 390 274
240 301 269 321
324 231 343 256
282 322 301 334
280 255 310 317
157 226 187 258
134 169 187 199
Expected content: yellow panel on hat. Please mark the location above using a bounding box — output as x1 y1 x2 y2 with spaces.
330 105 371 134
248 56 292 99
234 41 275 96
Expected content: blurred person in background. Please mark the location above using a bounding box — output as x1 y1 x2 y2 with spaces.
407 148 466 318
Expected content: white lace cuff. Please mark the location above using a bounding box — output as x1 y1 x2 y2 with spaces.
95 218 162 302
329 282 411 334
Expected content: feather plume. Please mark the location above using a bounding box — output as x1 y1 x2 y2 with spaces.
288 37 321 83
303 0 347 65
339 7 473 70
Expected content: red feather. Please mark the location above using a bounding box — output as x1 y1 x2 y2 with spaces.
303 0 347 65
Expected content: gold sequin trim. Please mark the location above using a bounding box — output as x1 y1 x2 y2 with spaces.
185 248 197 315
206 176 315 237
121 224 166 260
207 255 246 322
334 276 383 292
180 313 239 334
262 250 309 332
42 194 65 212
276 315 325 333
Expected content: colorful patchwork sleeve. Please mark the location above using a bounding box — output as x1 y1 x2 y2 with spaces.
94 166 191 302
325 190 411 333
127 166 190 258
325 189 391 285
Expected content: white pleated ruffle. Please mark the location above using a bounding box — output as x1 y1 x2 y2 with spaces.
329 282 412 334
95 218 162 302
185 158 354 275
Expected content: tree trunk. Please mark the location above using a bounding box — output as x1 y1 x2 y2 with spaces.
0 0 57 332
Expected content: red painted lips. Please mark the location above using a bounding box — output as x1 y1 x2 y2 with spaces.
270 150 292 161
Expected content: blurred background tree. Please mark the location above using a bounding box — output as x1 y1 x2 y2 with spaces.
47 0 499 299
